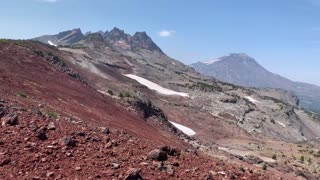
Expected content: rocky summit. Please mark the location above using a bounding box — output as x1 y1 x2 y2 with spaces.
0 27 319 179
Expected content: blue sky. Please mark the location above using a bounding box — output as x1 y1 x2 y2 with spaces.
1 0 320 85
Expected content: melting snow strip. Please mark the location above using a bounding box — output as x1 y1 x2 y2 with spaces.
124 74 189 97
169 121 196 136
48 41 57 47
245 96 260 104
276 121 286 127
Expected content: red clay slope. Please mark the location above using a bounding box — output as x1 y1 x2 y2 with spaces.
0 41 177 146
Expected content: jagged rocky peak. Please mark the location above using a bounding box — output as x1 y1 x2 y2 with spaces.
84 32 104 42
102 27 163 53
132 31 163 53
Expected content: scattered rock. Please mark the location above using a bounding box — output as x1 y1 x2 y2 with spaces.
46 171 55 177
220 98 237 104
31 108 42 116
112 163 120 169
47 122 56 130
125 168 143 180
61 136 76 147
75 166 82 171
103 127 110 135
74 131 86 136
0 108 4 118
159 164 174 175
147 149 167 161
202 173 214 180
244 155 263 164
36 128 47 140
0 158 11 166
172 161 179 167
105 142 112 149
2 113 18 126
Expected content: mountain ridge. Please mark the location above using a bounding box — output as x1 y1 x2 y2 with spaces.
191 53 320 113
33 27 164 54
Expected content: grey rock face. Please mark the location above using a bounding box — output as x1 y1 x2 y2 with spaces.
33 28 85 46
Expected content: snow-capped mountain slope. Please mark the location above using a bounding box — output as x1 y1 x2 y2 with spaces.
191 53 320 113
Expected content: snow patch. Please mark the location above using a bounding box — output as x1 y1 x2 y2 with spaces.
276 121 286 127
245 96 260 104
124 74 189 97
48 41 57 47
169 121 196 136
202 58 222 65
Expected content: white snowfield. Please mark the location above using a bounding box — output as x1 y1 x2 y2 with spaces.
202 58 222 65
169 121 196 136
124 74 189 97
245 96 260 104
48 41 57 47
276 121 286 127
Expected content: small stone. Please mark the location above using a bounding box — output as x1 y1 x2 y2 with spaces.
2 113 18 126
36 128 47 140
124 168 142 180
105 142 112 149
66 152 73 157
103 128 110 135
0 158 11 166
47 122 56 130
112 163 120 169
75 166 81 171
61 136 76 147
74 131 86 136
32 176 41 180
172 161 179 167
32 108 42 116
46 172 54 177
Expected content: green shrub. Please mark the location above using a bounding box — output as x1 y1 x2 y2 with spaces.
107 90 114 96
48 112 58 119
272 154 277 160
17 91 27 98
262 164 267 170
300 156 305 163
118 93 124 98
123 92 131 98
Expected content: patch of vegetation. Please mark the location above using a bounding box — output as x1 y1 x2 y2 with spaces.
17 91 27 98
133 99 166 119
187 82 222 92
118 93 124 98
123 92 131 98
300 155 305 163
262 164 267 170
272 154 277 160
47 112 58 119
107 90 114 96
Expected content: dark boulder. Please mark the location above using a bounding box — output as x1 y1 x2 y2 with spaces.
147 149 167 161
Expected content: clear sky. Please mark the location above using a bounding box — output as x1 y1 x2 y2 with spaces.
1 0 320 85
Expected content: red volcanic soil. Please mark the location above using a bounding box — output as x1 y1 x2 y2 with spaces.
0 41 283 179
0 99 275 179
0 41 175 145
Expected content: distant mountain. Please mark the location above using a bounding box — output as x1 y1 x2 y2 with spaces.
33 27 164 54
33 28 85 46
191 53 320 113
